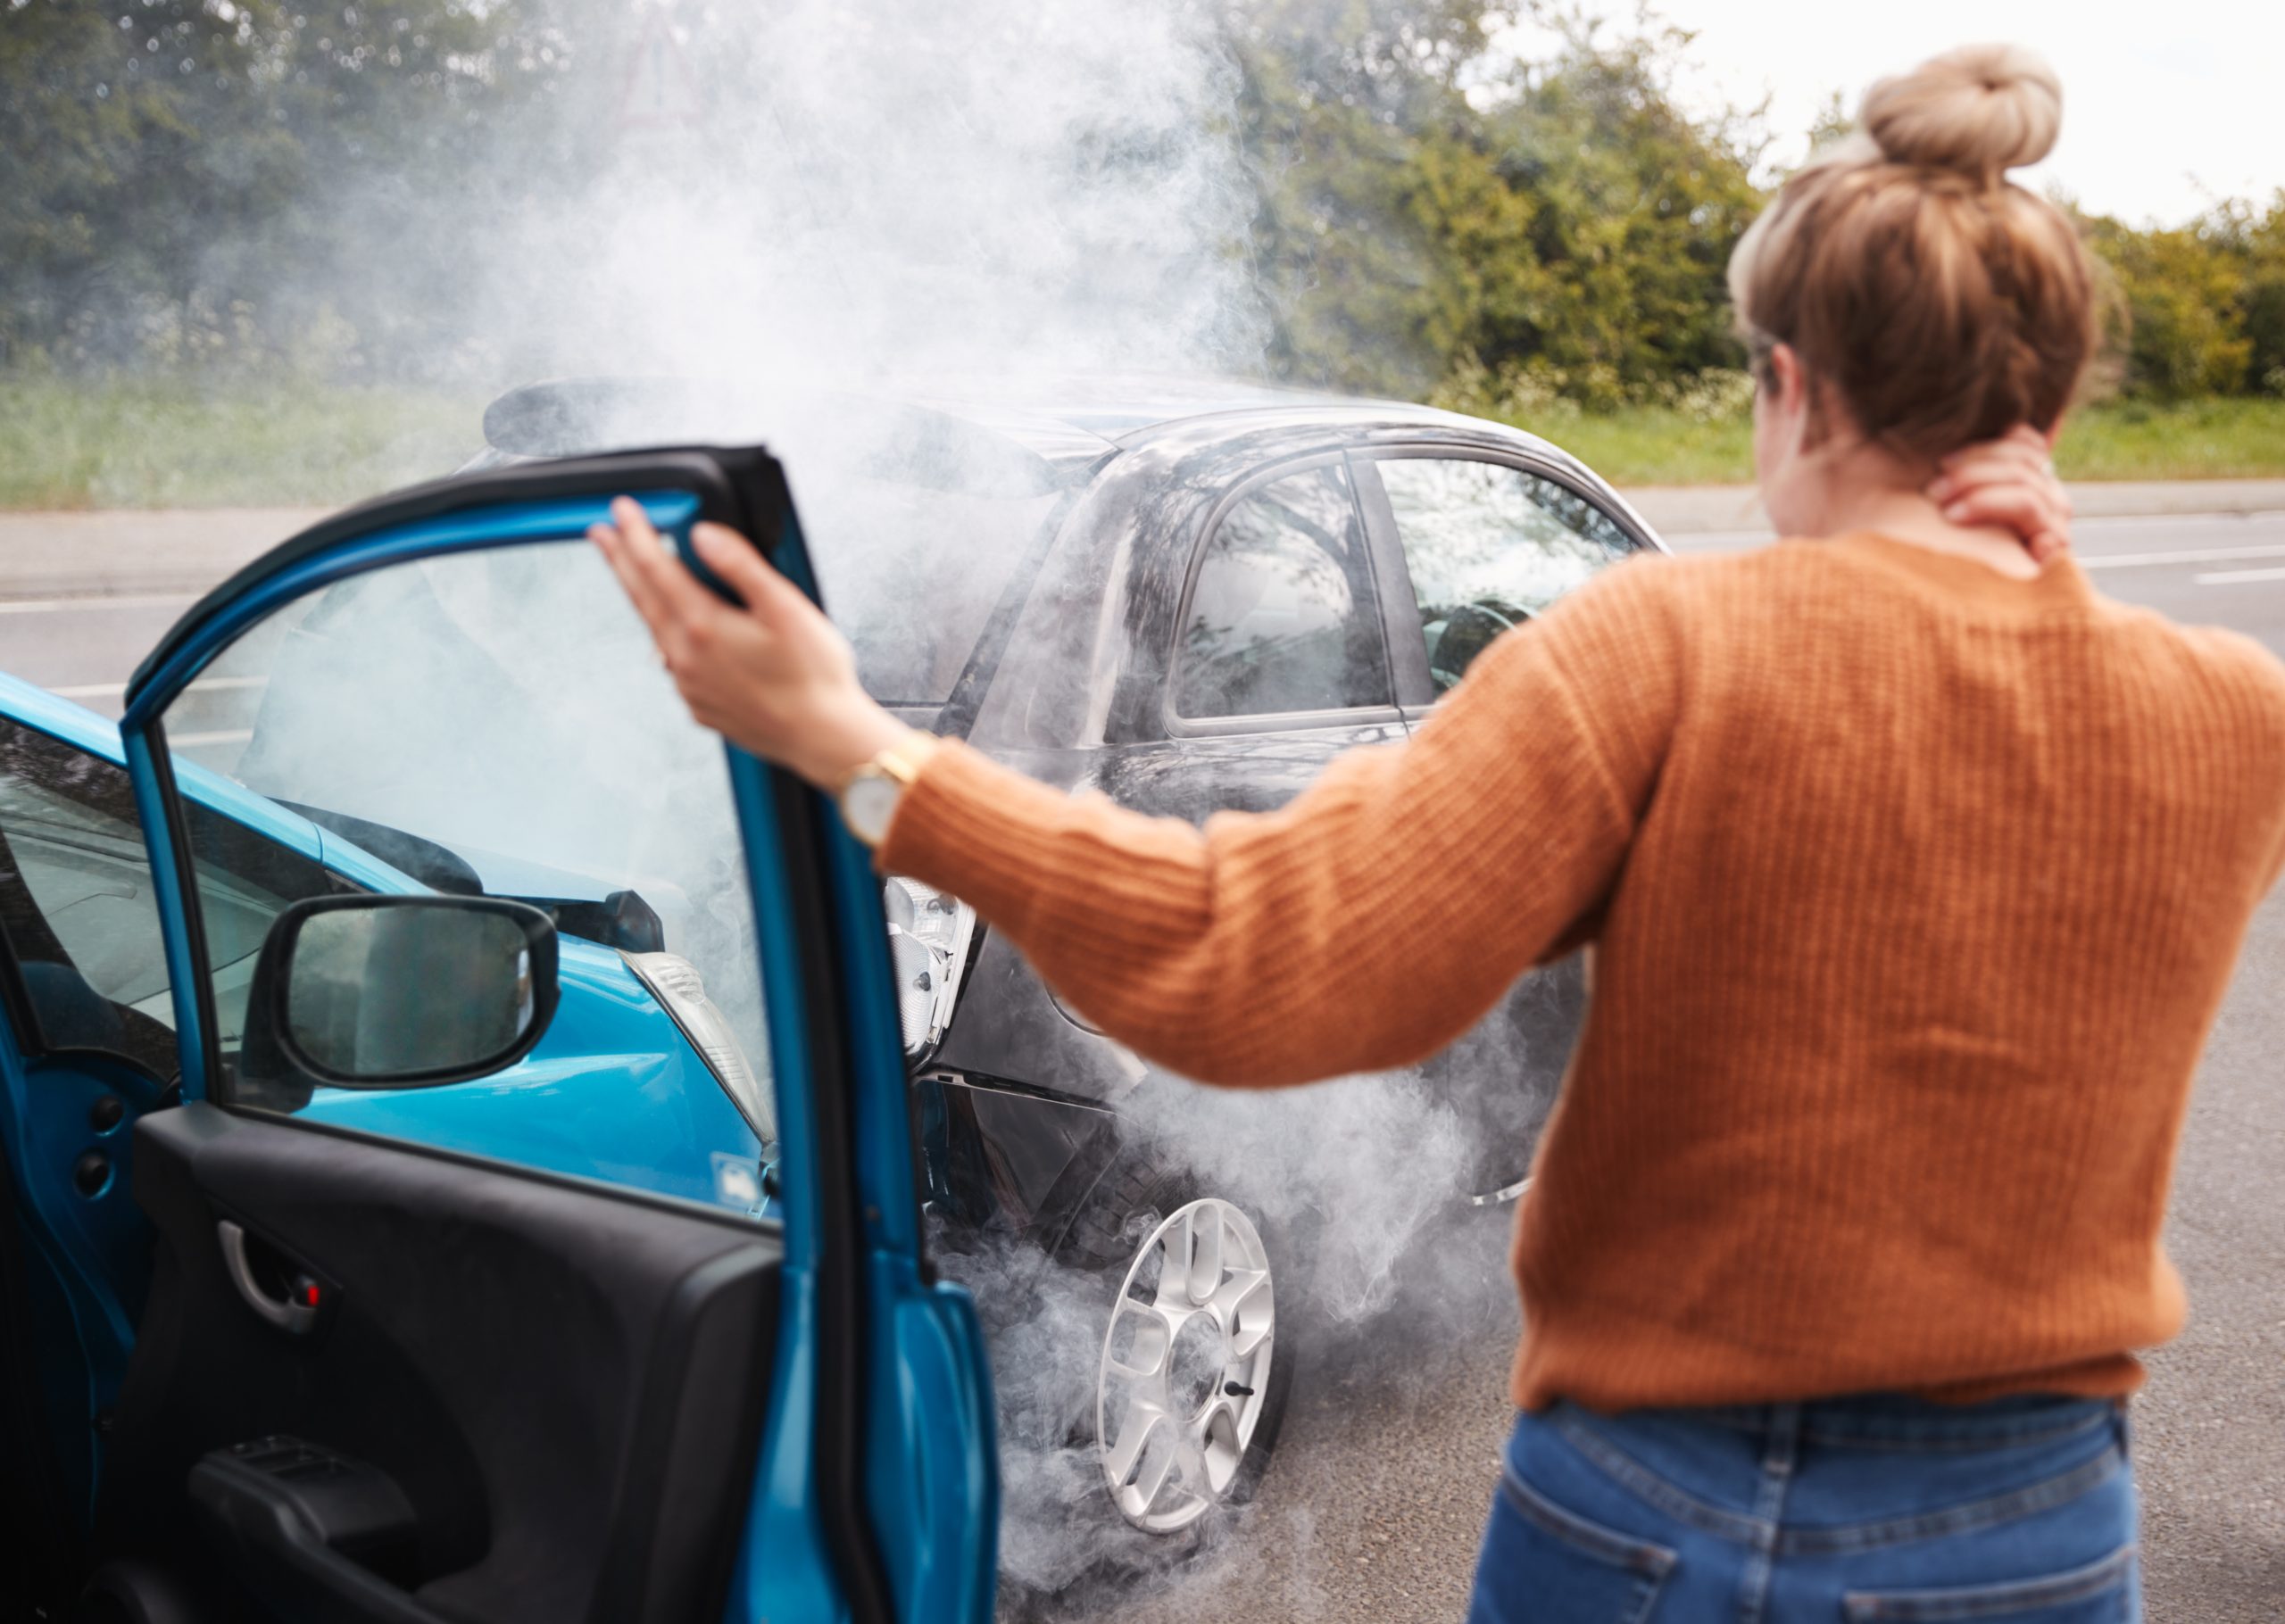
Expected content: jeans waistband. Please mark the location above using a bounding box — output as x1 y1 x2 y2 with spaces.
1640 1392 2123 1452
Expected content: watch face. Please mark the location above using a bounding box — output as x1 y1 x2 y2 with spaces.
842 772 902 846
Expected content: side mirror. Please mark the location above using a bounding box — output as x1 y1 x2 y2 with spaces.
239 896 560 1099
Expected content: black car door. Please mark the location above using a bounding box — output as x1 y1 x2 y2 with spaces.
1351 445 1656 1197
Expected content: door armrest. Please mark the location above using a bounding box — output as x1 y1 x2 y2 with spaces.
188 1437 442 1624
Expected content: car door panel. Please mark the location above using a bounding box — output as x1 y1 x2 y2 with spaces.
0 1024 161 1541
925 723 1402 1110
103 1102 776 1624
0 708 185 1534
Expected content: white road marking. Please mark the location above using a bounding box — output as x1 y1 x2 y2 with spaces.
2192 567 2285 586
1672 528 2285 561
49 675 266 700
167 730 253 748
0 592 197 614
2079 543 2285 570
2074 510 2285 529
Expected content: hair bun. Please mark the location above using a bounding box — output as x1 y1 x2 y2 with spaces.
1861 44 2060 183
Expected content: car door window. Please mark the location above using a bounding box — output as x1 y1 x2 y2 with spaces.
158 539 779 1209
0 716 345 1081
1176 462 1392 720
0 718 179 1078
1375 457 1636 692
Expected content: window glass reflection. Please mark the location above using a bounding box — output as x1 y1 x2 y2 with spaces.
1177 465 1392 718
1378 460 1634 692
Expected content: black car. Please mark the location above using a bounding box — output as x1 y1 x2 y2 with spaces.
475 374 1666 1554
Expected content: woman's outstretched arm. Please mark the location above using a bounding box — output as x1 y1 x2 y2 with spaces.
591 433 2073 1084
882 561 1691 1091
870 576 1682 1083
593 498 1683 1085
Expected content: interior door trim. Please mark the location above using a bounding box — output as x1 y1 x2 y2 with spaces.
213 1219 318 1335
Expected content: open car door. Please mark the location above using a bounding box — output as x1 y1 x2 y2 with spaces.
0 449 995 1622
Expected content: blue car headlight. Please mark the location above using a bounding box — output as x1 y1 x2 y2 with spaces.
620 950 775 1149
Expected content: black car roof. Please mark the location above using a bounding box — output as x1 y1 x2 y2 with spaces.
478 372 1518 473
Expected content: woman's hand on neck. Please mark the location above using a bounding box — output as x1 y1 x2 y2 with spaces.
1802 467 2045 580
1752 345 2066 576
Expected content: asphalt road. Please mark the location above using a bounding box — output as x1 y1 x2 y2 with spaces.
1 503 2280 1620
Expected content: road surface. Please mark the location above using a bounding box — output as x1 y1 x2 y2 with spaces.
1 501 2280 1620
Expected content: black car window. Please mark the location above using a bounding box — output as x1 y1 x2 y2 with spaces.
1176 463 1392 719
0 719 169 1077
0 716 353 1083
1376 458 1635 692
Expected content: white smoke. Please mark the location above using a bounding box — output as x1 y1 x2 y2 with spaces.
445 0 1267 392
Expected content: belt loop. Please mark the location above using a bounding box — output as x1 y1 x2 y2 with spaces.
1738 1404 1803 1624
1763 1403 1802 1487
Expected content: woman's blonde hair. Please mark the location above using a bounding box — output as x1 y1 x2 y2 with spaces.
1728 45 2098 463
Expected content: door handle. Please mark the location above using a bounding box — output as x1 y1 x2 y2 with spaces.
216 1220 320 1335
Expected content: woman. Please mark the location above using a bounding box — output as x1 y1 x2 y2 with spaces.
594 45 2285 1622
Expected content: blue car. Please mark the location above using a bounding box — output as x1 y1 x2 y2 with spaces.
0 448 997 1621
0 671 776 1214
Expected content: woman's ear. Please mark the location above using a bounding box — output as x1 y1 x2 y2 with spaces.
1768 342 1809 425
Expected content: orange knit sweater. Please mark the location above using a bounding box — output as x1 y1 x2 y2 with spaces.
879 534 2285 1412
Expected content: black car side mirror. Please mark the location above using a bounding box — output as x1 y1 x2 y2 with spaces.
237 896 560 1106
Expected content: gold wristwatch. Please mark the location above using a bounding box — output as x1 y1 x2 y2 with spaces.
835 734 936 848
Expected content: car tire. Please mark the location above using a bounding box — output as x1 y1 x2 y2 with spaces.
1054 1148 1176 1272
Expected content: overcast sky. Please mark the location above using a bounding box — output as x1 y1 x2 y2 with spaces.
1491 0 2284 226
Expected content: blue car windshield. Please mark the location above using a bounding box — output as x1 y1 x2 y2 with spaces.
162 540 772 1119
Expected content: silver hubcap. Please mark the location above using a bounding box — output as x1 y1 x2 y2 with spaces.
1095 1197 1275 1533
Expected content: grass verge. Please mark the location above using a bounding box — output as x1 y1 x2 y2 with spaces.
4 376 2283 506
0 374 481 509
1484 397 2285 486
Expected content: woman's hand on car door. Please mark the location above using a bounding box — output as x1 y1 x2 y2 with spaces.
589 498 912 788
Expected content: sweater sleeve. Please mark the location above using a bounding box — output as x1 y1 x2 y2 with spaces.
877 554 1685 1085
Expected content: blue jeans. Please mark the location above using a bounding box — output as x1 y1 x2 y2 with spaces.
1467 1394 2139 1623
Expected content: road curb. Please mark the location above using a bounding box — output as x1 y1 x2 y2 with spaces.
0 509 326 600
6 485 2285 599
1624 480 2285 535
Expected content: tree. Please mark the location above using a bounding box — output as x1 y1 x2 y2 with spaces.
1222 0 1509 394
0 0 567 369
1427 21 1764 406
2084 211 2252 399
